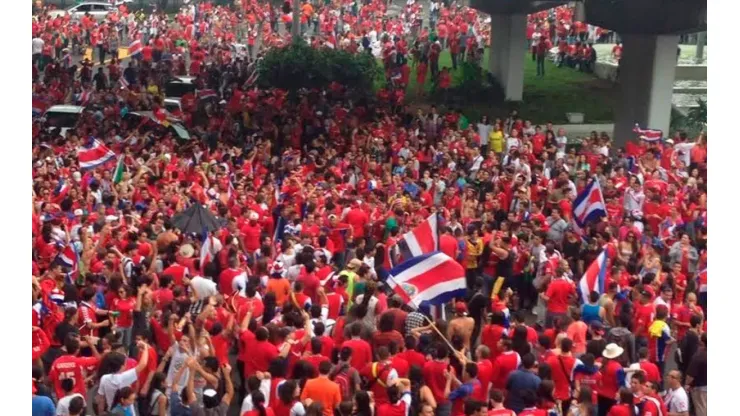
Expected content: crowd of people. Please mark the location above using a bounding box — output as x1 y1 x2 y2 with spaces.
31 1 707 416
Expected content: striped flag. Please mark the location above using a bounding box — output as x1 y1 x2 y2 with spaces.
77 138 116 170
387 214 440 267
572 179 606 229
633 124 663 142
200 231 214 270
128 39 142 56
112 156 125 184
578 250 608 304
385 251 466 308
52 179 70 203
197 89 218 101
33 95 49 117
76 89 92 106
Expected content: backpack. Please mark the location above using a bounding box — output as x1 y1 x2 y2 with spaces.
606 327 635 365
332 363 357 401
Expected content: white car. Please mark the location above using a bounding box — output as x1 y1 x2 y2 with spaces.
48 2 115 22
43 105 86 136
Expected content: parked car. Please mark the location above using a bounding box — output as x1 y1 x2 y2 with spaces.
47 2 115 22
43 105 86 136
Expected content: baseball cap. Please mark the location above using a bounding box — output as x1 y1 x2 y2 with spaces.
455 301 467 314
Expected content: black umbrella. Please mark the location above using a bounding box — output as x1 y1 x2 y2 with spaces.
170 203 222 235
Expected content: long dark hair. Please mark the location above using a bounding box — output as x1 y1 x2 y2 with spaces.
353 391 372 416
112 386 134 408
618 388 636 416
252 390 267 416
278 380 297 405
147 372 167 406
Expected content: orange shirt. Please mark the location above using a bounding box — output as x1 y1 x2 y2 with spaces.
300 376 341 416
266 277 291 306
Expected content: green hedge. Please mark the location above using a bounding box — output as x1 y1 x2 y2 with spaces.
257 41 381 96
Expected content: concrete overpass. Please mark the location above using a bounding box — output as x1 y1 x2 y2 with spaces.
470 0 708 143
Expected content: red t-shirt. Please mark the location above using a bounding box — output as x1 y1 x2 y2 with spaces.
545 279 575 313
545 354 576 400
423 360 454 404
342 338 373 370
491 351 521 390
112 297 136 328
49 355 99 398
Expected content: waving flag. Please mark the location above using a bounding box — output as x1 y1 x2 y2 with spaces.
385 251 466 308
200 231 214 269
197 89 218 101
633 124 663 142
578 250 608 304
388 214 440 267
77 138 116 170
128 39 142 56
572 179 606 229
52 179 70 203
112 155 126 184
76 89 92 106
33 95 49 117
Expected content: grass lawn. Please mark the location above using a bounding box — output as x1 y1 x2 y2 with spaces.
378 49 619 124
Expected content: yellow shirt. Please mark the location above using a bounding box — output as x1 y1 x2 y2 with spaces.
465 238 484 269
489 130 504 153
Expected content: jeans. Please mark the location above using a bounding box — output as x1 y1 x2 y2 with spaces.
536 55 545 77
116 326 133 349
435 402 451 416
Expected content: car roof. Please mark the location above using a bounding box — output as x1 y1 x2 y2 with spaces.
167 76 195 84
45 105 85 114
78 1 114 5
164 98 182 104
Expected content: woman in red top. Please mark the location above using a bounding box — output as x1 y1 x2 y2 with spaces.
273 380 304 416
598 344 627 416
244 390 275 416
112 284 136 349
606 388 636 416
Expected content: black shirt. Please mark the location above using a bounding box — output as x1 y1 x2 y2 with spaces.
687 347 707 387
55 321 79 346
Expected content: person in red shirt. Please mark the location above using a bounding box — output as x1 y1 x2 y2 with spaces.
218 256 243 295
632 289 655 339
345 203 369 239
542 274 576 328
636 347 661 385
545 338 577 405
360 346 399 405
111 285 137 348
341 323 373 370
48 335 100 399
133 334 158 395
398 336 426 370
474 345 494 403
481 311 507 361
490 337 521 391
423 347 455 411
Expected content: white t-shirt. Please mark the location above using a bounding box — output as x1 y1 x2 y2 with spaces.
56 393 85 416
98 368 139 408
674 142 695 167
190 276 218 300
240 379 273 415
32 37 44 55
555 136 568 158
664 387 689 413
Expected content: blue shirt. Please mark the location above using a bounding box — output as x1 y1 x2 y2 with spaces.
504 370 542 413
32 396 55 416
448 379 481 401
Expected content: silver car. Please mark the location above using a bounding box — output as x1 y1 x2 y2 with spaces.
48 2 115 22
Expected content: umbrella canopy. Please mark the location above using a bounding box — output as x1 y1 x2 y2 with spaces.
170 203 222 235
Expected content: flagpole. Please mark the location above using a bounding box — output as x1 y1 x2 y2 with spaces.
386 273 459 355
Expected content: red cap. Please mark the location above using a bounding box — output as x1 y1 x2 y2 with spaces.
455 301 467 314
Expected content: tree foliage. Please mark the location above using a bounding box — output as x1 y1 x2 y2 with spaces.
256 41 381 96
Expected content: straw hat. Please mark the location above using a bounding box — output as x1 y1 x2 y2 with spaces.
179 244 195 258
346 258 363 270
602 343 624 359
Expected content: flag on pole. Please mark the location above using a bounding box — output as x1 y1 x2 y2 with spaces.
112 156 126 184
633 124 663 142
578 250 608 304
572 179 607 229
52 179 70 204
387 214 440 267
385 251 466 308
77 138 116 170
200 230 213 270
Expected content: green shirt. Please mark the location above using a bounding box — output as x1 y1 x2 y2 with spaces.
458 115 469 130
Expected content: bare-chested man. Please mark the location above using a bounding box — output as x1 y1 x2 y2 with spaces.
447 302 475 351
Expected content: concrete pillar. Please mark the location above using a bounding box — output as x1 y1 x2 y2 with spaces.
488 14 527 101
614 34 679 145
573 1 586 22
695 31 706 64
